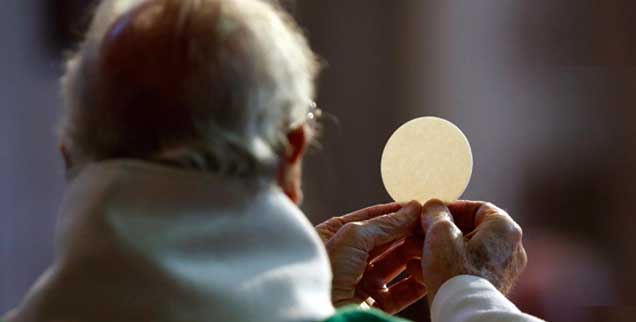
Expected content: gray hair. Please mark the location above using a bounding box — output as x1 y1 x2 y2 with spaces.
60 0 319 177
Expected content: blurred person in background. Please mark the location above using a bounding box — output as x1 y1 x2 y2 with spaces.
2 0 540 321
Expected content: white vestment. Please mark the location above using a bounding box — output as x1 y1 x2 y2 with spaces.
4 160 335 322
432 275 545 322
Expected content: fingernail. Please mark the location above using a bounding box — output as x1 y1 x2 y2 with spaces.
423 199 452 220
403 201 421 213
423 198 446 209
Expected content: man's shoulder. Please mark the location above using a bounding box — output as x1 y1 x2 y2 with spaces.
324 306 411 322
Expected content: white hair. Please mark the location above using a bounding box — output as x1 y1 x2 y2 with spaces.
60 0 319 177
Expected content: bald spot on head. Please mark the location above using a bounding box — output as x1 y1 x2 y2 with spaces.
93 0 225 158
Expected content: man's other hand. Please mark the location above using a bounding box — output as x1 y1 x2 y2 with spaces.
315 202 428 314
415 199 528 306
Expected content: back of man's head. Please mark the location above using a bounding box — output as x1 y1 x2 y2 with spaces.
61 0 318 177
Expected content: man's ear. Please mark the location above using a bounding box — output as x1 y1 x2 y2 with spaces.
60 144 73 171
278 125 309 205
285 125 308 164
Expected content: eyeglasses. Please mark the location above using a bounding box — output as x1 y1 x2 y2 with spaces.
302 101 324 139
307 101 322 122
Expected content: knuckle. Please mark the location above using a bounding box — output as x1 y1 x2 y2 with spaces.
509 223 524 243
478 202 496 214
332 216 346 228
482 202 499 211
340 221 365 238
518 245 529 269
377 213 399 226
423 198 445 209
500 220 523 243
483 202 506 214
404 200 423 212
428 219 456 235
477 202 509 219
489 216 523 243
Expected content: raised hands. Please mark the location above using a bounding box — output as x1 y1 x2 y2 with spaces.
315 202 427 314
316 199 528 314
417 199 527 306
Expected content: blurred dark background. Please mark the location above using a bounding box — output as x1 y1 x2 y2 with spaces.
2 1 636 321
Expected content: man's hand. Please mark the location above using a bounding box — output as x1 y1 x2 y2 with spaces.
415 199 528 306
316 202 428 314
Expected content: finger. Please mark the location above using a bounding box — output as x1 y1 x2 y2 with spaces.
420 199 455 234
470 203 522 245
474 202 514 226
316 203 404 242
369 239 404 262
363 237 424 289
341 203 404 223
371 276 427 315
446 200 484 234
446 201 516 235
355 201 422 251
466 227 524 293
448 201 523 258
465 204 524 292
419 207 466 307
406 259 424 284
421 209 465 277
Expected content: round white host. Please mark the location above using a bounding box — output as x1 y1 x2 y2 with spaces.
381 117 473 203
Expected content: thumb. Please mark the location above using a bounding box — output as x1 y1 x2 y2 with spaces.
420 199 456 234
420 199 464 265
420 199 464 251
420 199 467 306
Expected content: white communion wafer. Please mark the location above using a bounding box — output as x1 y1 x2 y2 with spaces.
381 117 473 204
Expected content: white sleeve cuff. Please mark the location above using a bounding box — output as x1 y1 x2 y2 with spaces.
431 275 543 322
